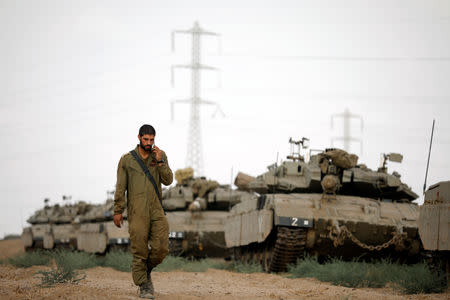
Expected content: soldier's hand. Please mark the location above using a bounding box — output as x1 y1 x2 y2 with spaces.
153 145 163 161
113 214 123 228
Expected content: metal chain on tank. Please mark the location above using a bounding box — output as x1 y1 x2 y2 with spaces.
328 225 407 251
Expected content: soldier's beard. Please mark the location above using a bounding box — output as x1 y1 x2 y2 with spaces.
140 141 152 152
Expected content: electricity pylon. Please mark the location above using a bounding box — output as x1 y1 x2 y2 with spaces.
331 108 363 154
171 21 223 176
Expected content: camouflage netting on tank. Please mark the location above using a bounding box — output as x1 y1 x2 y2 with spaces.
234 172 256 191
175 168 194 184
324 149 359 169
27 202 93 224
192 179 219 198
77 199 115 222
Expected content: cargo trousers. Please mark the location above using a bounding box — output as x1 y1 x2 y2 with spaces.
128 196 169 286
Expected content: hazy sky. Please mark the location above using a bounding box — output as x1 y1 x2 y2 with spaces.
1 0 449 237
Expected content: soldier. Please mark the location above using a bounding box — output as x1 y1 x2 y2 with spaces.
113 124 173 299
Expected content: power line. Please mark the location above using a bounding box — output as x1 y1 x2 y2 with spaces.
171 21 223 176
215 53 450 61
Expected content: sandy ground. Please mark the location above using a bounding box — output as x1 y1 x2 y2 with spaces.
0 239 448 300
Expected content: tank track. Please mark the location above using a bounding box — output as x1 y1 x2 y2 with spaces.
233 226 307 273
268 226 307 272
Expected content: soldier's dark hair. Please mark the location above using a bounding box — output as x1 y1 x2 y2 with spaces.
139 124 156 136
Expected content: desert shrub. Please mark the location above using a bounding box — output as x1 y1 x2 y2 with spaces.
51 249 98 270
155 256 201 272
288 256 322 278
35 249 94 287
7 250 51 268
36 265 85 287
288 257 447 294
179 258 221 272
99 252 263 274
103 250 132 272
155 256 262 273
389 263 446 294
220 261 263 273
316 259 386 288
289 257 400 288
153 256 225 272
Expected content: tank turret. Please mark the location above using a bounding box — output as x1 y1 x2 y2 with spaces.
249 138 418 202
162 168 256 257
163 168 249 213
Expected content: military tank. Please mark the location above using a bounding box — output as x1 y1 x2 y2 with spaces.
21 193 130 253
224 137 421 272
74 171 255 257
163 168 257 257
418 181 449 286
21 198 93 251
75 191 130 253
21 173 254 257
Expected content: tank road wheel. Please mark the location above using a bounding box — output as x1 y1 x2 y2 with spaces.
235 245 254 265
233 247 242 261
243 246 251 264
34 240 44 250
248 243 259 264
262 243 272 272
254 244 265 266
169 239 184 256
268 226 307 273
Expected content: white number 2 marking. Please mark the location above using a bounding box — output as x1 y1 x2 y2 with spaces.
291 218 298 226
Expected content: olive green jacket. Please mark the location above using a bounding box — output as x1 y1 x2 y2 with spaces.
113 145 173 215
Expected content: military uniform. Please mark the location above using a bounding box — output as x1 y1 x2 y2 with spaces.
114 145 173 286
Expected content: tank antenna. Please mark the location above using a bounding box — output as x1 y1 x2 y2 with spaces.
272 152 279 194
276 152 279 167
423 119 435 194
229 166 233 210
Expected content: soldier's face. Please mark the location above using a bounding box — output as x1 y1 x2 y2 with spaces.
138 134 155 152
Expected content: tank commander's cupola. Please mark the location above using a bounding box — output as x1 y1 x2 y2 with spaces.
378 153 403 173
286 137 309 162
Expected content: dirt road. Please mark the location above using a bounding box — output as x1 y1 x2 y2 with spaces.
0 239 447 300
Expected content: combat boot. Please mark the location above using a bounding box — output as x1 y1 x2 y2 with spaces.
139 281 154 299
